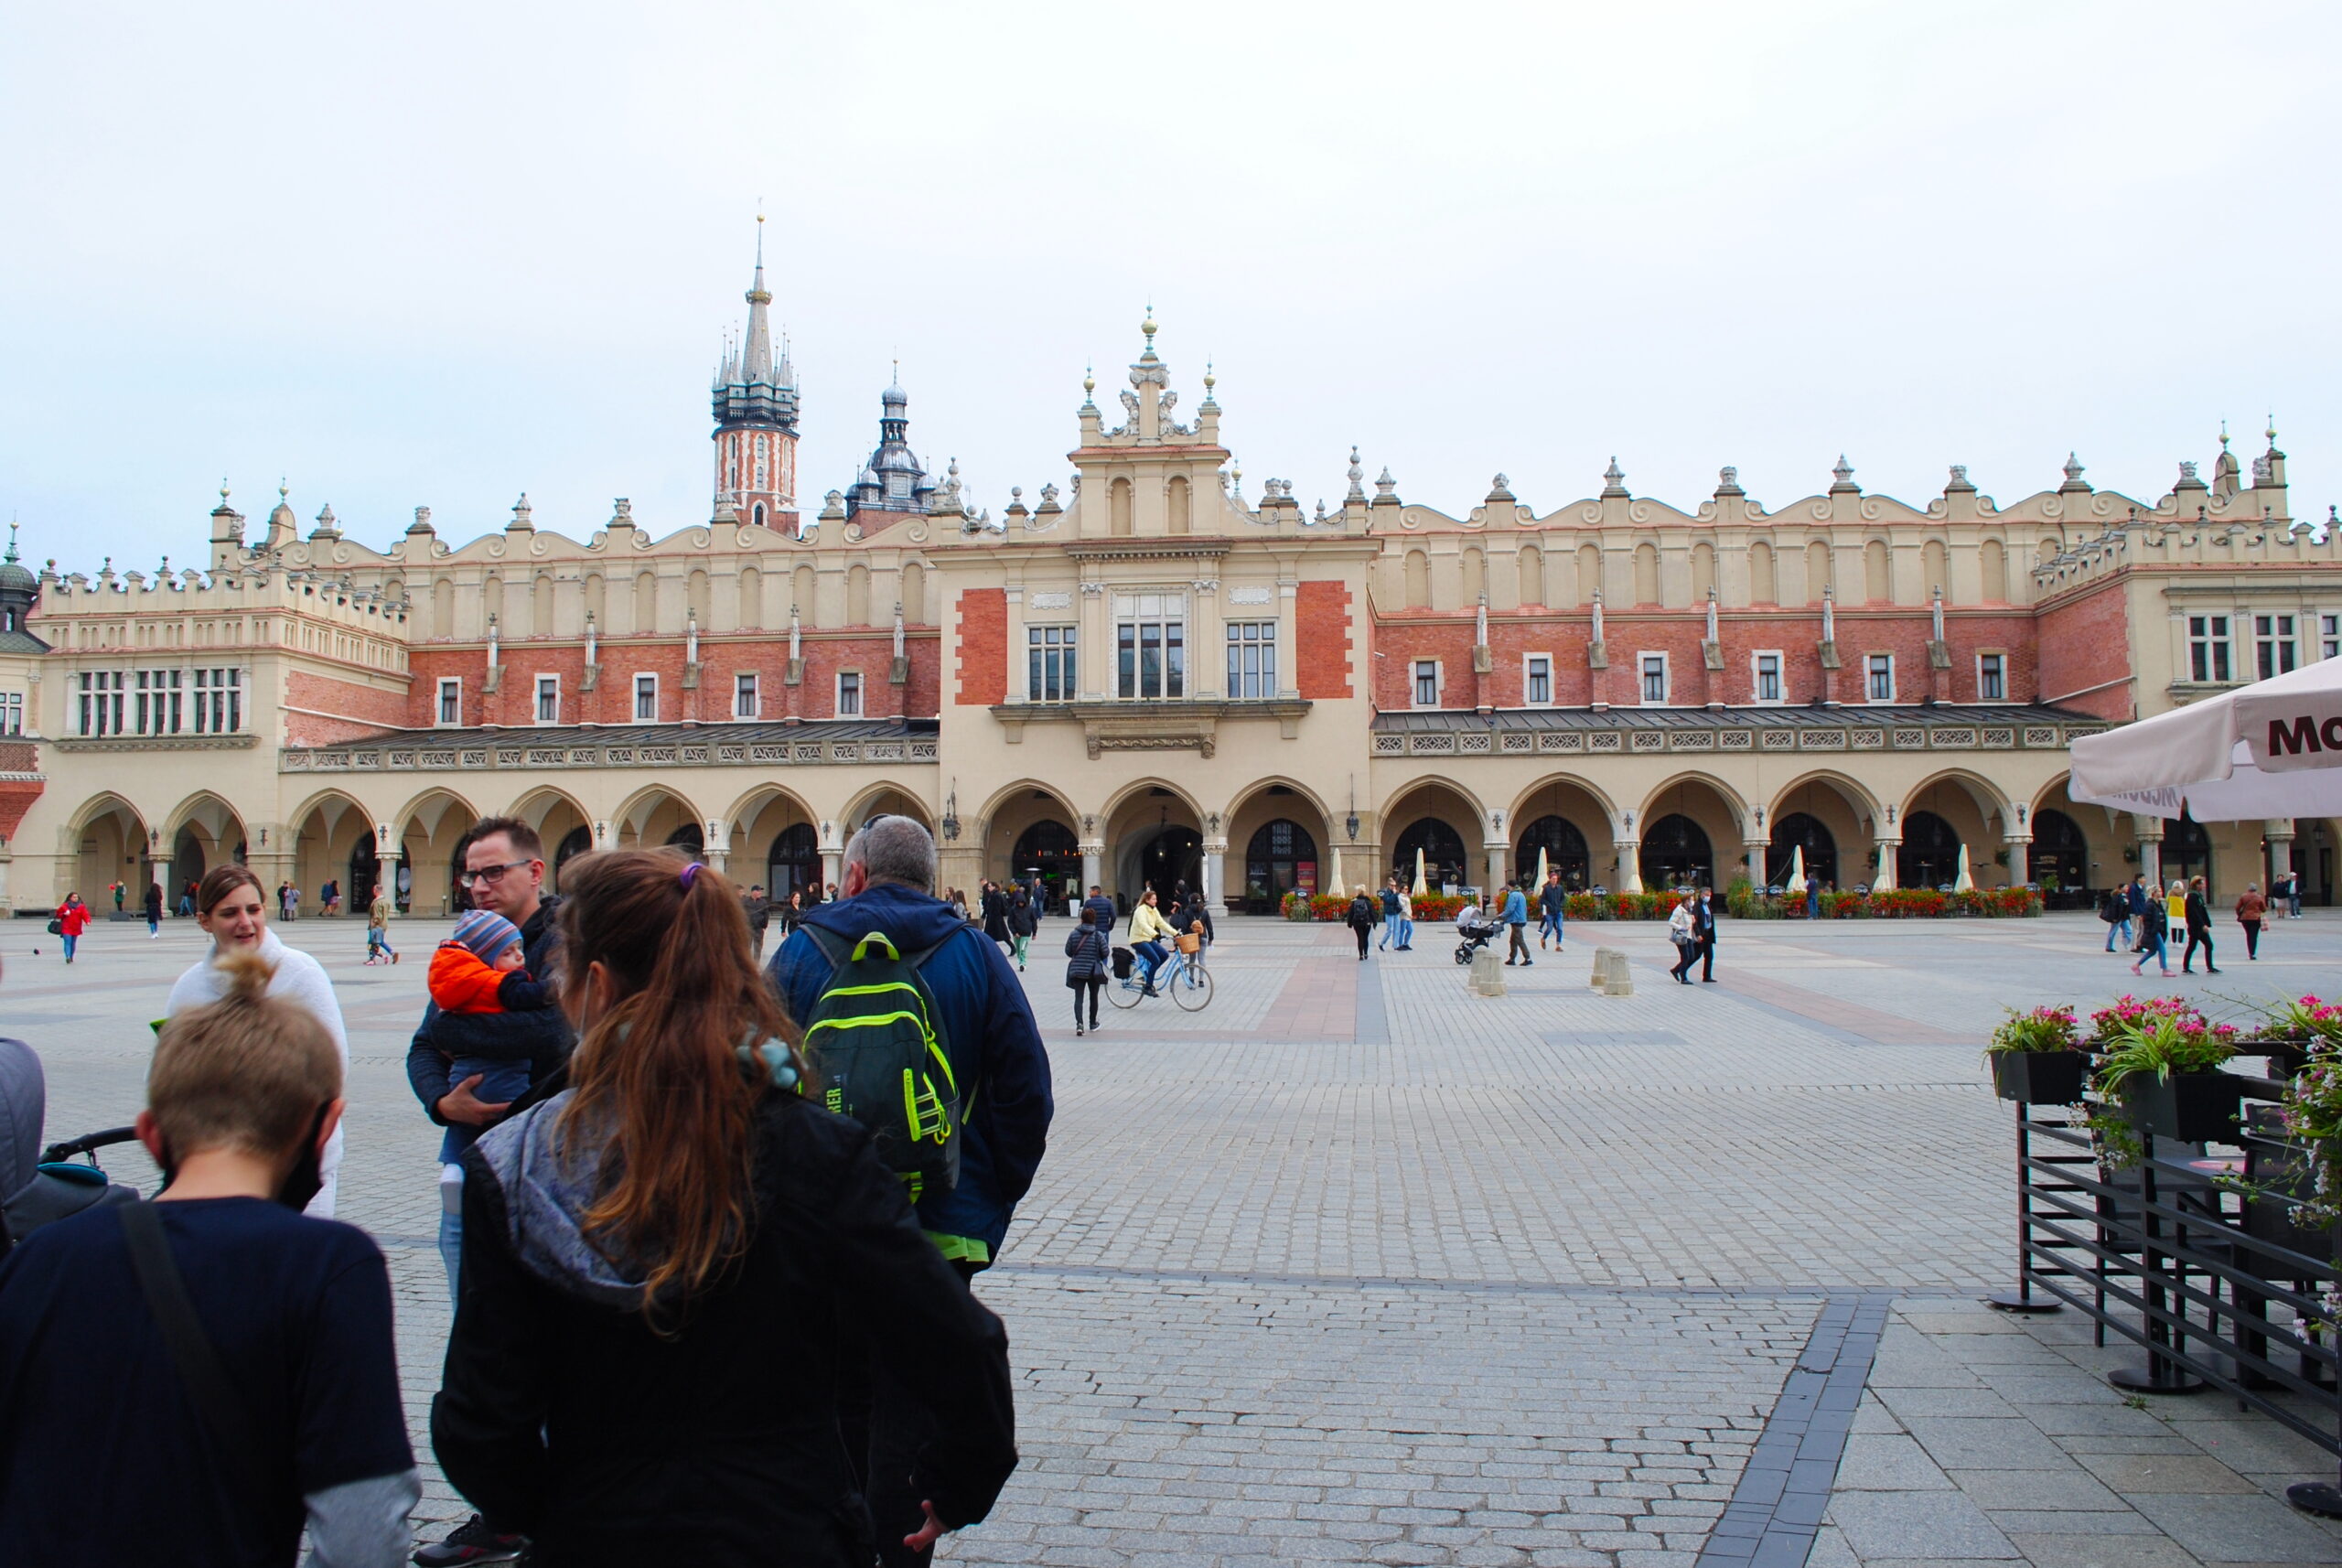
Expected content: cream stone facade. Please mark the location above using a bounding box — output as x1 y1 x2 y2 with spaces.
4 263 2337 921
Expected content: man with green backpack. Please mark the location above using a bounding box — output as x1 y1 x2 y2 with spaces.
768 813 1053 1568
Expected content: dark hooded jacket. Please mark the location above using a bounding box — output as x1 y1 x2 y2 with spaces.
434 1089 1017 1566
768 883 1053 1261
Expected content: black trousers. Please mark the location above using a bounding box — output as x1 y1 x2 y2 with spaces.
1698 937 1716 980
1072 977 1101 1026
1354 924 1371 957
2183 928 2214 970
2243 918 2261 958
837 1258 984 1568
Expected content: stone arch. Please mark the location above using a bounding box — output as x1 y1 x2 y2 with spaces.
1222 776 1340 910
390 786 487 912
1749 539 1778 604
1100 779 1206 907
1898 770 2012 889
610 783 705 852
978 779 1081 898
286 788 375 913
159 791 249 909
1506 775 1622 887
1403 549 1430 609
1380 777 1489 894
2026 772 2110 896
64 791 152 906
721 782 821 895
841 782 932 836
1636 773 1750 893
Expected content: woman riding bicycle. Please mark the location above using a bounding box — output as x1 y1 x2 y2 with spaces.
1126 888 1176 996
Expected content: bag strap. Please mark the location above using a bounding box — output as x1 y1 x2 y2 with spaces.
119 1204 273 1508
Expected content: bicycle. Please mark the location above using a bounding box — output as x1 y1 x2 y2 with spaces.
1106 942 1214 1012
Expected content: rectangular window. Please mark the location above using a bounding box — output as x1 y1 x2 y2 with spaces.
735 671 759 719
1977 652 2005 702
1639 653 1669 704
2187 614 2231 682
534 674 560 725
189 668 240 734
1413 660 1439 707
837 670 864 717
1753 651 1782 704
0 693 20 736
1524 653 1552 706
1866 653 1895 703
2324 614 2339 662
2257 614 2298 680
134 669 183 736
1113 594 1186 700
1027 625 1077 702
1226 621 1276 700
632 673 658 723
78 670 124 736
436 676 462 726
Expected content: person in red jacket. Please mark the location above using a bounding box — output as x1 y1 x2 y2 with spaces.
53 894 90 965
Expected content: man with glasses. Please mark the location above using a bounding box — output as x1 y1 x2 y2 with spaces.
403 816 573 1568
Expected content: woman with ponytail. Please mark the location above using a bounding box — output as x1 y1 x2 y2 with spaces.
431 850 1017 1567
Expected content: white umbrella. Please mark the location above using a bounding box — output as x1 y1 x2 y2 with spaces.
1952 843 1974 893
1874 845 1895 893
2069 657 2342 820
1786 844 1805 896
1535 845 1549 887
1328 862 1346 899
1413 848 1428 897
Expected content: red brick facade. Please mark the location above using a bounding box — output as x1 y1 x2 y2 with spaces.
284 671 414 746
955 588 1007 705
1295 581 1353 699
2035 581 2136 722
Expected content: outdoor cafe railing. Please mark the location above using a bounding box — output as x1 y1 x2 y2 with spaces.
1993 1068 2342 1516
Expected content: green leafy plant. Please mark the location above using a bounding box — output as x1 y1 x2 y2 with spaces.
1987 1005 2080 1056
2095 1015 2238 1094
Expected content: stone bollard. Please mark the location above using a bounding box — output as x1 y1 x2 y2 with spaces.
1468 944 1507 996
1590 946 1634 996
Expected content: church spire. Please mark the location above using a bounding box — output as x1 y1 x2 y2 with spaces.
742 212 774 382
708 212 800 526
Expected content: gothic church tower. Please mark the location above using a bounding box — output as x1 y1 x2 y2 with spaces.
710 216 800 528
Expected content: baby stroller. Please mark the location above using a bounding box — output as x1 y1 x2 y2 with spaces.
1454 906 1502 965
0 1038 140 1262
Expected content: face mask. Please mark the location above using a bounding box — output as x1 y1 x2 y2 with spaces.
274 1103 333 1210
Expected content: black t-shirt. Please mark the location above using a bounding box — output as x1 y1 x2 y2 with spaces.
0 1196 413 1567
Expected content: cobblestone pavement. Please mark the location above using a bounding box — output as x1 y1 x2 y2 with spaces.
12 909 2342 1565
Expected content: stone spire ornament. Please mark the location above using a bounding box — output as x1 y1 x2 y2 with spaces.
1590 588 1605 645
1347 447 1365 502
1831 455 1858 493
1601 457 1628 498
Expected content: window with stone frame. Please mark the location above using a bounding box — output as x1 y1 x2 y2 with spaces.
1752 651 1783 704
1865 653 1895 703
2257 614 2299 681
435 677 462 727
1028 625 1077 702
632 672 659 723
2187 615 2231 682
1412 660 1440 708
1976 652 2005 702
1226 621 1276 699
735 671 759 719
534 673 560 725
1114 593 1187 700
1523 653 1552 706
837 670 864 717
1639 652 1670 704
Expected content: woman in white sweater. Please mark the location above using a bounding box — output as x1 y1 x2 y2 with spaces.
164 865 350 1217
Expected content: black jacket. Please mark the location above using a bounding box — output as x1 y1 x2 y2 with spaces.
434 1094 1017 1566
1063 923 1109 984
1008 891 1037 939
2185 891 2212 934
406 897 574 1125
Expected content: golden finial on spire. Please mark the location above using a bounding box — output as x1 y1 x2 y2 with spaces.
1142 302 1157 345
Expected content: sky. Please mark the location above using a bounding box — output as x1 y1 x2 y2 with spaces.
3 1 2337 571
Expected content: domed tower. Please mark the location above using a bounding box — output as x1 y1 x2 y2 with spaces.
844 374 933 520
0 525 47 647
709 217 800 529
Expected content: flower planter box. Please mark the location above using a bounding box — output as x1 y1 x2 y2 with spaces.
1991 1051 2089 1105
2123 1071 2246 1144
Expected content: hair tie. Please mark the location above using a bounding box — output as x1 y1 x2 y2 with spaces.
681 861 702 889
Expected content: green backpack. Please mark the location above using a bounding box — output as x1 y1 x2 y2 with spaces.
801 928 961 1202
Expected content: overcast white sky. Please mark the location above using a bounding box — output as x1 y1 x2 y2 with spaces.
4 1 2336 569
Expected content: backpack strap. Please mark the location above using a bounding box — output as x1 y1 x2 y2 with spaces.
119 1204 273 1510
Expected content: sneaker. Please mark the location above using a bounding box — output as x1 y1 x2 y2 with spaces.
414 1515 525 1565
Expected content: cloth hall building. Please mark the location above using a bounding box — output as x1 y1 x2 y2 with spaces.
0 256 2334 919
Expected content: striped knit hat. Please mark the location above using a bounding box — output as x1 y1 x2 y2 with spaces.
451 908 523 964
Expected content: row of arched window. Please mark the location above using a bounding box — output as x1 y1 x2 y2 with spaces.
1396 537 2019 610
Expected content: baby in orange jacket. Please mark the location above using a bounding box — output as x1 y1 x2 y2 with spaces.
427 909 554 1154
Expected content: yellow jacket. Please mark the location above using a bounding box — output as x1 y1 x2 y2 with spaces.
1128 902 1176 945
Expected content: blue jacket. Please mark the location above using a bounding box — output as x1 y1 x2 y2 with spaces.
1502 887 1529 926
2125 882 2150 916
768 883 1054 1262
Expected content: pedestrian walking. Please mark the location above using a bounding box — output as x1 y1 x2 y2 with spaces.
177 878 198 917
405 816 572 1568
2289 869 2305 918
742 882 772 961
321 877 341 918
981 881 1012 951
2236 882 2267 960
1065 906 1109 1034
2124 874 2151 950
365 882 399 965
1009 886 1037 972
143 878 162 939
1377 879 1402 950
1347 888 1376 960
1500 879 1532 965
166 865 352 1218
1666 897 1696 983
2131 884 2175 977
780 888 804 938
1693 886 1720 982
0 950 418 1568
2100 885 2132 951
2182 875 2219 973
1394 883 1414 950
436 848 1018 1568
768 815 1049 1564
1538 870 1565 950
1081 882 1117 932
53 893 89 964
